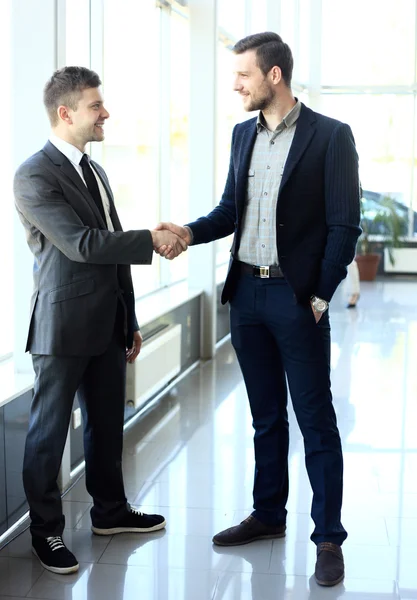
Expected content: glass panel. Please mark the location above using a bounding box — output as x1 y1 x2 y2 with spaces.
0 0 13 357
218 0 246 41
102 0 161 297
280 2 296 53
168 11 190 284
66 0 90 66
412 97 417 236
321 0 416 86
321 94 415 233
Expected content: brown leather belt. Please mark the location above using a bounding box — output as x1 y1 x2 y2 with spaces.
237 261 284 279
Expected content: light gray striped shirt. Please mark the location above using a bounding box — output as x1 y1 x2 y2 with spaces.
237 100 301 266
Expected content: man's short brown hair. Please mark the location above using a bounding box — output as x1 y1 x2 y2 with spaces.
233 32 294 87
43 66 102 126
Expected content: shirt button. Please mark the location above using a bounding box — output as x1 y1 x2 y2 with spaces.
263 218 266 222
262 244 265 248
267 165 271 169
271 141 275 145
264 192 268 196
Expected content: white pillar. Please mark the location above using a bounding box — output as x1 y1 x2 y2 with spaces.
11 0 58 374
188 0 218 359
89 0 104 165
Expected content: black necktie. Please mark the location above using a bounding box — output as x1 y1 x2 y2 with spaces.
80 154 107 227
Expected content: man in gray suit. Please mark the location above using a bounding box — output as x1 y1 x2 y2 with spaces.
14 66 186 575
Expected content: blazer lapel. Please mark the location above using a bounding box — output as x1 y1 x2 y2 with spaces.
279 104 317 194
235 121 257 219
42 141 107 228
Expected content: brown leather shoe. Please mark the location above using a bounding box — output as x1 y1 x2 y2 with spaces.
212 515 286 546
314 542 345 586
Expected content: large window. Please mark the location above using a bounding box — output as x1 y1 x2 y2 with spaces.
102 0 162 296
0 0 13 358
321 0 416 86
100 1 191 294
274 0 417 236
166 8 190 284
321 94 415 211
301 0 417 238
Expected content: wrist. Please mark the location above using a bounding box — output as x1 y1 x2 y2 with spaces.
183 225 193 245
310 295 329 313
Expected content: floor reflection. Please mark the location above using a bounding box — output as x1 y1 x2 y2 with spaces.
0 279 416 599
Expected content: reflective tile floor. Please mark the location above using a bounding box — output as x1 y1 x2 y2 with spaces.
0 278 416 599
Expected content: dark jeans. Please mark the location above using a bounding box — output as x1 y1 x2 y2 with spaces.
23 302 129 538
230 274 347 546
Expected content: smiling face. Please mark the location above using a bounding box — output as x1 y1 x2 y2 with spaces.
57 86 109 151
233 49 278 112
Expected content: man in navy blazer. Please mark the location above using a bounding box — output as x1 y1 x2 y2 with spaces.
157 33 361 587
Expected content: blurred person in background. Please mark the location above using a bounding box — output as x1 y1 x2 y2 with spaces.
346 259 360 308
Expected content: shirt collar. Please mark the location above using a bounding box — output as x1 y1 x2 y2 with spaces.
256 98 301 133
49 134 86 166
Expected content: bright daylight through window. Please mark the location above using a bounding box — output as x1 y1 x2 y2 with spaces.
0 0 13 358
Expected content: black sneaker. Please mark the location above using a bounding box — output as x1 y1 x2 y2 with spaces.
91 507 166 535
32 535 79 574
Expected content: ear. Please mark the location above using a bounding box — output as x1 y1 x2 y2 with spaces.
270 66 282 85
57 105 72 125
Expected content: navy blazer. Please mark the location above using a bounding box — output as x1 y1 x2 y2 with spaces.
187 103 361 304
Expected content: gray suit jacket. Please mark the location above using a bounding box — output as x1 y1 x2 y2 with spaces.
14 141 153 356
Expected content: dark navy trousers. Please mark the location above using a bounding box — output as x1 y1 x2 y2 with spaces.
230 273 347 546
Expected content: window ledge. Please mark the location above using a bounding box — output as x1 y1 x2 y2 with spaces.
135 280 203 329
0 281 203 409
0 358 34 408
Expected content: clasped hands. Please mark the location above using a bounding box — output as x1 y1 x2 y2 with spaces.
151 222 191 260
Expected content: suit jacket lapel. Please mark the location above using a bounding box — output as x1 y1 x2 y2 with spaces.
42 141 107 228
279 104 317 194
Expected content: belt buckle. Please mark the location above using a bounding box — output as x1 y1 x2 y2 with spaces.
258 265 270 278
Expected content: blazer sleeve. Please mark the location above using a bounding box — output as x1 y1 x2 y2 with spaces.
14 161 154 266
315 123 362 301
186 126 238 243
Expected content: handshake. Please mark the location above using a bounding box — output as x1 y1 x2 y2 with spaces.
150 222 191 260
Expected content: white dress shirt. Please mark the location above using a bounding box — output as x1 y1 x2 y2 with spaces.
49 134 114 231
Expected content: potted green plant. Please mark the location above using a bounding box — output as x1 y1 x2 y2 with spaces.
355 194 406 281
